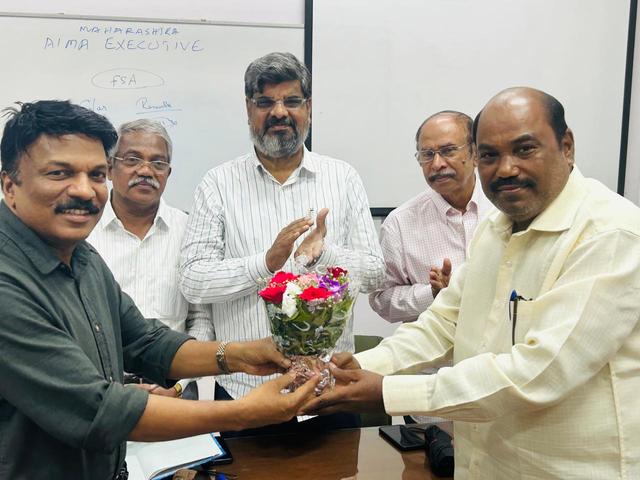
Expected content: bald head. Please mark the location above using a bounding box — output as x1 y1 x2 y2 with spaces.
416 110 472 149
472 87 568 146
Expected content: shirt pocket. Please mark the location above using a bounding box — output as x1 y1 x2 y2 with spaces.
152 260 184 320
512 299 536 345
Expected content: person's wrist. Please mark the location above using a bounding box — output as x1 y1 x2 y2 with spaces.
222 342 242 373
265 249 280 273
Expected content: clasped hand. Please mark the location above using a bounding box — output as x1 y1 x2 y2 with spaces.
225 337 292 376
300 352 385 416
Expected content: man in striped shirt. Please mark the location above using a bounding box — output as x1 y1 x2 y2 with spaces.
89 119 212 399
179 52 384 435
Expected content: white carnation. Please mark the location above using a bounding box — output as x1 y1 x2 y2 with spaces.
282 283 302 318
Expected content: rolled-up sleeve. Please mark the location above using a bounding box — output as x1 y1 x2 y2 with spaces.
119 289 193 385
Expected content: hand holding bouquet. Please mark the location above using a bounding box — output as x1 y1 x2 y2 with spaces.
259 267 356 394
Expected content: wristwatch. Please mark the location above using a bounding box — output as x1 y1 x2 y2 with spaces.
216 341 231 374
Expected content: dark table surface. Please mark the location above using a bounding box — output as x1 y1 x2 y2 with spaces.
210 424 454 480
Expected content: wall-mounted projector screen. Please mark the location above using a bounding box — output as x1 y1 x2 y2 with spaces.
312 0 633 210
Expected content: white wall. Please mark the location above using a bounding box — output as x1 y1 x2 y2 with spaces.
352 218 401 339
1 0 637 340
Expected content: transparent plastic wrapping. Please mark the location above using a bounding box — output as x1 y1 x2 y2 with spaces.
259 266 357 395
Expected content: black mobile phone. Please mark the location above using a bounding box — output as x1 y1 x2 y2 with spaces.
379 425 425 451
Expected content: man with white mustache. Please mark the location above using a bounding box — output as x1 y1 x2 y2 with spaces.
369 111 491 425
370 111 491 323
88 119 212 399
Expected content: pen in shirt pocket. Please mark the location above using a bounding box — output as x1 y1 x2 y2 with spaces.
509 290 532 345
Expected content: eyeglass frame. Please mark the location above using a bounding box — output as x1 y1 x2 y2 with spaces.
415 143 471 165
111 155 171 173
247 95 310 111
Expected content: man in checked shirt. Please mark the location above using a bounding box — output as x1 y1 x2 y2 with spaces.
369 110 492 324
369 111 491 424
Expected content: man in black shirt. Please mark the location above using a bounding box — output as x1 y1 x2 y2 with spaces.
0 100 317 479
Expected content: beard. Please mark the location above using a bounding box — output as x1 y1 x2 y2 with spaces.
250 114 310 159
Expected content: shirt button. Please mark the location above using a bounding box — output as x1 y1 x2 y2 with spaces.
94 324 101 332
505 260 513 268
109 376 114 382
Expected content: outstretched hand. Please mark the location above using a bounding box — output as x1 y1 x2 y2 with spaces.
225 338 291 376
294 208 329 266
429 257 452 298
300 365 385 416
238 373 320 429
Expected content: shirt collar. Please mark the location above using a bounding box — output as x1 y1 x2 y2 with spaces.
101 193 169 232
468 176 485 212
430 175 482 218
251 146 318 176
488 167 586 235
154 198 170 229
0 201 93 275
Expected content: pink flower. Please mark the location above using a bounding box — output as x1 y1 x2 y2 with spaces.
296 273 319 288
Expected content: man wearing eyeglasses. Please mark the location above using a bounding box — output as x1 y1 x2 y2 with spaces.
369 111 491 426
370 111 491 324
179 52 384 435
88 119 212 399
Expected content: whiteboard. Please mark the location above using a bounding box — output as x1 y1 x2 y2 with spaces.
0 0 304 25
0 15 304 211
312 0 632 208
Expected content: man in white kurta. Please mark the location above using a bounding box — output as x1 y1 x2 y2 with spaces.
306 87 640 479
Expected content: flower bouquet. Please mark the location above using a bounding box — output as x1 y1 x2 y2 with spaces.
259 267 356 394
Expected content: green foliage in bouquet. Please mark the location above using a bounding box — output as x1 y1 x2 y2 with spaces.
259 267 355 356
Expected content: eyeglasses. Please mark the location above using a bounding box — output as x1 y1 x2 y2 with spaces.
112 155 171 172
248 96 309 110
415 143 470 165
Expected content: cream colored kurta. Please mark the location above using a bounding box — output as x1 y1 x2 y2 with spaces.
356 168 640 479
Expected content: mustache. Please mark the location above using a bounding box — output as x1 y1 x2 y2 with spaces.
428 171 456 182
490 177 536 192
264 116 297 133
54 199 100 215
128 176 160 189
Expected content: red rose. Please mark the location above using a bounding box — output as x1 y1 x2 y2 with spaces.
270 271 299 285
328 267 348 279
259 284 286 304
299 286 332 301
